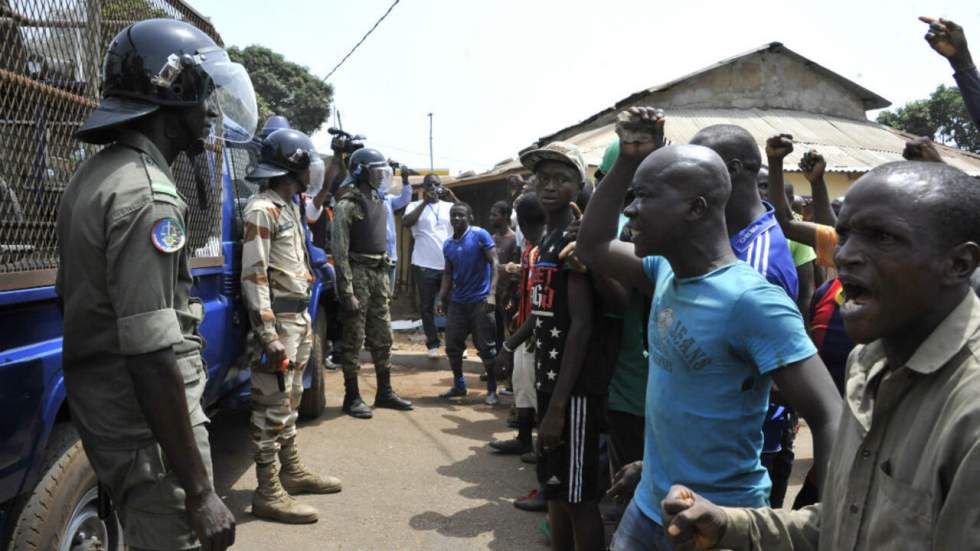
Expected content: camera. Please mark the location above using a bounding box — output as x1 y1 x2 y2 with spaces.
327 127 365 155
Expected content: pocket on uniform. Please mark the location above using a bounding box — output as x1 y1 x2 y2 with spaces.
176 353 208 426
864 461 935 548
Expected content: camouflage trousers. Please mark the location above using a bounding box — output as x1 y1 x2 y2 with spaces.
250 311 312 464
340 261 393 377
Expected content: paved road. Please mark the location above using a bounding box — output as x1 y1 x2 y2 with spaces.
209 347 812 550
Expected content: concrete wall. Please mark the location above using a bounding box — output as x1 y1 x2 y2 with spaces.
786 172 857 202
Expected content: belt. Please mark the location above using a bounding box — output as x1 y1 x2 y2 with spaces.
271 297 310 314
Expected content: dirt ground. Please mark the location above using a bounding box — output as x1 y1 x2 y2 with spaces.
208 332 812 551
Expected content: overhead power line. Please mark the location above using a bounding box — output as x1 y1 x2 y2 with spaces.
323 0 401 81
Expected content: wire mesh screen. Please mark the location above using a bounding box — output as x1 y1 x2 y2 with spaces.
0 0 224 287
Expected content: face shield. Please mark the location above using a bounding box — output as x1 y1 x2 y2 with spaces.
367 163 394 195
197 47 258 143
307 157 326 196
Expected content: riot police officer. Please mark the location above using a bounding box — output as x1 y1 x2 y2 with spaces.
333 148 414 418
56 18 256 551
242 129 341 524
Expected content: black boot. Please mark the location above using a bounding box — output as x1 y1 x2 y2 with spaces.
374 370 413 410
342 374 373 419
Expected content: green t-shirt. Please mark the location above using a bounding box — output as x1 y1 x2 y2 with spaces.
788 239 816 268
607 214 649 417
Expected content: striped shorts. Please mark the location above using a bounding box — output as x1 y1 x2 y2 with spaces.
537 392 603 503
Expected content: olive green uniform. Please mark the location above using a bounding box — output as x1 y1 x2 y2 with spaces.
56 131 211 550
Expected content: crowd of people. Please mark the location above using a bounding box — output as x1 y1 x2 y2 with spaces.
53 12 979 551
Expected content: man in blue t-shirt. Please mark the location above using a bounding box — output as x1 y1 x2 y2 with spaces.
437 202 500 404
577 107 841 551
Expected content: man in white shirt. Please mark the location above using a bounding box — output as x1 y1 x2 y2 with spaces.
403 175 456 358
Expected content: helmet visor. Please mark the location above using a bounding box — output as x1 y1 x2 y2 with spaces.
369 165 394 194
307 157 326 196
201 51 258 143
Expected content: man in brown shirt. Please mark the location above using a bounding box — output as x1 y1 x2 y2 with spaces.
660 161 980 551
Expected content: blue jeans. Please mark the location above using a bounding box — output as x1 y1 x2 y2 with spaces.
610 500 675 551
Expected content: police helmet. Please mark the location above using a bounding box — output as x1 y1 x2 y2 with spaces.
247 128 317 181
348 148 393 193
258 115 291 140
77 18 257 145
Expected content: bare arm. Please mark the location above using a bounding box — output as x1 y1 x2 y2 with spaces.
796 261 815 327
127 350 235 550
771 354 841 487
402 201 426 228
766 135 821 247
578 108 666 294
538 272 595 449
437 259 453 315
800 151 835 226
483 246 499 308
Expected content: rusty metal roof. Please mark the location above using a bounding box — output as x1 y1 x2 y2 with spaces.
451 108 980 188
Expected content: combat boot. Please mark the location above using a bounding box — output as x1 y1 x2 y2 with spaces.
279 438 342 495
374 369 413 410
342 374 373 418
251 460 319 524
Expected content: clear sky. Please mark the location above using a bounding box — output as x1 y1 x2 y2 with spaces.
189 0 980 174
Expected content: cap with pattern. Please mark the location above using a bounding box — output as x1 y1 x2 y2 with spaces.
519 141 589 186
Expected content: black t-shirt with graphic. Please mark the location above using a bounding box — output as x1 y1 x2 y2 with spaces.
529 226 610 396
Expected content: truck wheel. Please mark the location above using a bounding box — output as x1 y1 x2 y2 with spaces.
299 305 327 419
7 424 123 551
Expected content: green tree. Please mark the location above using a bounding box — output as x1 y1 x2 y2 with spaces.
877 84 980 153
228 45 333 134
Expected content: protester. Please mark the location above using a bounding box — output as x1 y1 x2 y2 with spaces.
435 203 500 404
597 141 650 511
921 16 980 127
403 175 457 358
518 141 608 550
689 124 808 509
576 107 841 551
662 160 980 550
488 200 519 352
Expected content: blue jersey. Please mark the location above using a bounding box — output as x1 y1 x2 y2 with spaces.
443 226 495 304
730 203 798 300
634 256 816 524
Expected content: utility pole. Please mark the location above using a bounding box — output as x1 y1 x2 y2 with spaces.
427 112 434 173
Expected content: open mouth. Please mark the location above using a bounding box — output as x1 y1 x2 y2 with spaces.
839 275 873 316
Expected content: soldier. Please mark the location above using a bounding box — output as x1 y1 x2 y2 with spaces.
56 19 251 551
333 147 414 418
242 128 343 524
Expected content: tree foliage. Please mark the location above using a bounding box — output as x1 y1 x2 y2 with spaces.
228 45 333 134
877 85 980 153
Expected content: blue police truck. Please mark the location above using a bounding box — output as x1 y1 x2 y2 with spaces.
0 5 332 549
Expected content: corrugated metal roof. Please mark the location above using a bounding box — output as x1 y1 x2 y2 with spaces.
565 108 980 175
452 107 980 187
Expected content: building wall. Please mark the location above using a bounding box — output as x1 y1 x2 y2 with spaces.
786 172 858 202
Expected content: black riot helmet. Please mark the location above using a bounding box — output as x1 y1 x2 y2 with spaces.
247 129 318 182
348 148 393 193
76 18 257 145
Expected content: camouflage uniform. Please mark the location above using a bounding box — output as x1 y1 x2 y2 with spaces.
333 186 393 375
333 185 413 415
242 188 314 464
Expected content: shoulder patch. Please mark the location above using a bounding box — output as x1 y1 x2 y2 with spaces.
151 217 186 253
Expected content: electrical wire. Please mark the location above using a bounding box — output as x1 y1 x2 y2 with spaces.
323 0 401 81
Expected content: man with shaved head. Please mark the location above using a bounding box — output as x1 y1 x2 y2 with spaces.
662 161 980 550
577 108 840 551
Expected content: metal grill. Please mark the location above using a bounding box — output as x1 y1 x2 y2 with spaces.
0 0 224 289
